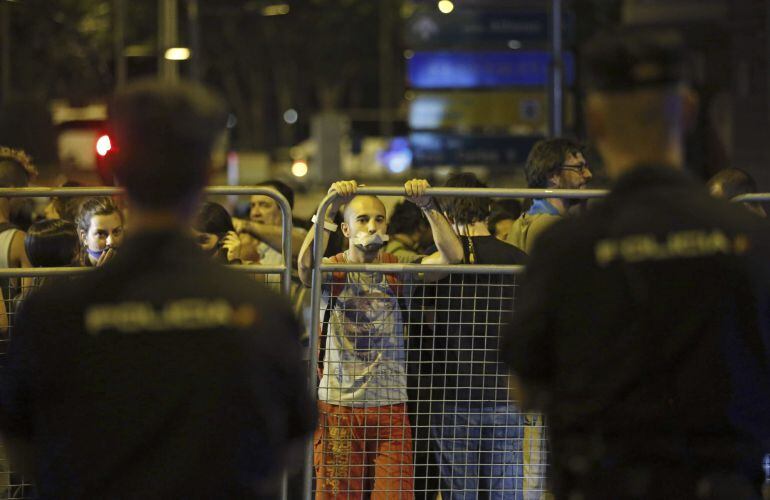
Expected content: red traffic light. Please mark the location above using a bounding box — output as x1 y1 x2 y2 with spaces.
96 134 112 157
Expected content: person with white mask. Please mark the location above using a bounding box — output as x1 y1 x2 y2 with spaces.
298 178 463 499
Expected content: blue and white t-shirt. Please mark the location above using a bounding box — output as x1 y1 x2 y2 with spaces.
317 251 418 407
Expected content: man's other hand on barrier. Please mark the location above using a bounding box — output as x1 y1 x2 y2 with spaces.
404 179 432 209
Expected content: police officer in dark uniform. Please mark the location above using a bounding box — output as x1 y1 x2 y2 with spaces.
0 80 315 498
502 31 770 499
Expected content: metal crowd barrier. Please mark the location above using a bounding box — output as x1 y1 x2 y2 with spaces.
731 193 770 203
0 186 294 500
5 183 760 499
305 187 608 500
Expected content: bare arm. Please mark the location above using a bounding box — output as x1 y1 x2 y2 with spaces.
0 287 7 333
10 231 33 297
297 181 352 287
10 230 31 269
297 225 330 287
234 220 306 259
403 179 463 267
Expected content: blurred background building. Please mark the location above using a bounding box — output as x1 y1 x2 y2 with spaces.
0 0 768 216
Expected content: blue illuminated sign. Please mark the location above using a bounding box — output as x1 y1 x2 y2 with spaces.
410 132 542 167
407 51 575 89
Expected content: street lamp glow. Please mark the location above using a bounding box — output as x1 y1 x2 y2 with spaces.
291 160 308 178
283 108 298 124
164 47 191 60
437 0 454 14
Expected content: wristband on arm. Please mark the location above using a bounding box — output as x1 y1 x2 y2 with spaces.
311 214 338 232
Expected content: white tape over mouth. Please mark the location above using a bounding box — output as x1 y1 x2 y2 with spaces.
351 232 389 251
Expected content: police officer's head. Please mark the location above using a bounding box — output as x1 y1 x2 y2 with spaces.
108 79 227 212
582 30 696 179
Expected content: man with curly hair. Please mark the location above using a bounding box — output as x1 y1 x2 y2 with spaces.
506 138 592 254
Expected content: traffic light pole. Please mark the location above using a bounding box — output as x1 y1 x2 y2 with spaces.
158 0 179 83
1 2 10 105
549 0 563 138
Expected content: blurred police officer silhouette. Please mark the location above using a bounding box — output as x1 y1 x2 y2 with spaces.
503 30 770 500
0 79 315 499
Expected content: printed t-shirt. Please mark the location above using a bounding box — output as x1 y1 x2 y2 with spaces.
318 250 420 407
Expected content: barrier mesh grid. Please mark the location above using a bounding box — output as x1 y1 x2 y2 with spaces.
1 276 39 500
313 268 547 500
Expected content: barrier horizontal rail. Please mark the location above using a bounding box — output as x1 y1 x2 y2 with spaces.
731 193 770 203
0 264 287 278
320 263 525 274
318 186 607 204
0 185 302 198
0 264 288 287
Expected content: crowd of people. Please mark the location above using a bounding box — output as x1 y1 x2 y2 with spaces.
0 29 769 500
0 130 767 499
0 132 768 499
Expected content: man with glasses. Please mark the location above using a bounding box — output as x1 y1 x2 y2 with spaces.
506 138 592 254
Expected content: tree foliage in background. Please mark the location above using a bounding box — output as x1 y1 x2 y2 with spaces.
7 0 113 101
200 0 394 151
1 0 156 163
4 0 403 152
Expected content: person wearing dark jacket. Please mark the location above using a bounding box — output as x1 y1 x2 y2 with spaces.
424 173 529 498
502 30 770 499
0 79 315 499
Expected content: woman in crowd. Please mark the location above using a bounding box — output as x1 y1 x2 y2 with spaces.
193 202 244 264
25 219 80 268
76 197 125 267
22 218 80 296
4 219 80 332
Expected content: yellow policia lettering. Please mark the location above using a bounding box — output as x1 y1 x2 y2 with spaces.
595 230 750 266
85 299 258 335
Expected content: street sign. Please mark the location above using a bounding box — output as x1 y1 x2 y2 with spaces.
410 132 542 167
408 90 574 131
407 51 575 89
405 9 574 49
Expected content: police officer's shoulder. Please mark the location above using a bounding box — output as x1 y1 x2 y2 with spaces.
211 265 301 326
525 213 596 264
